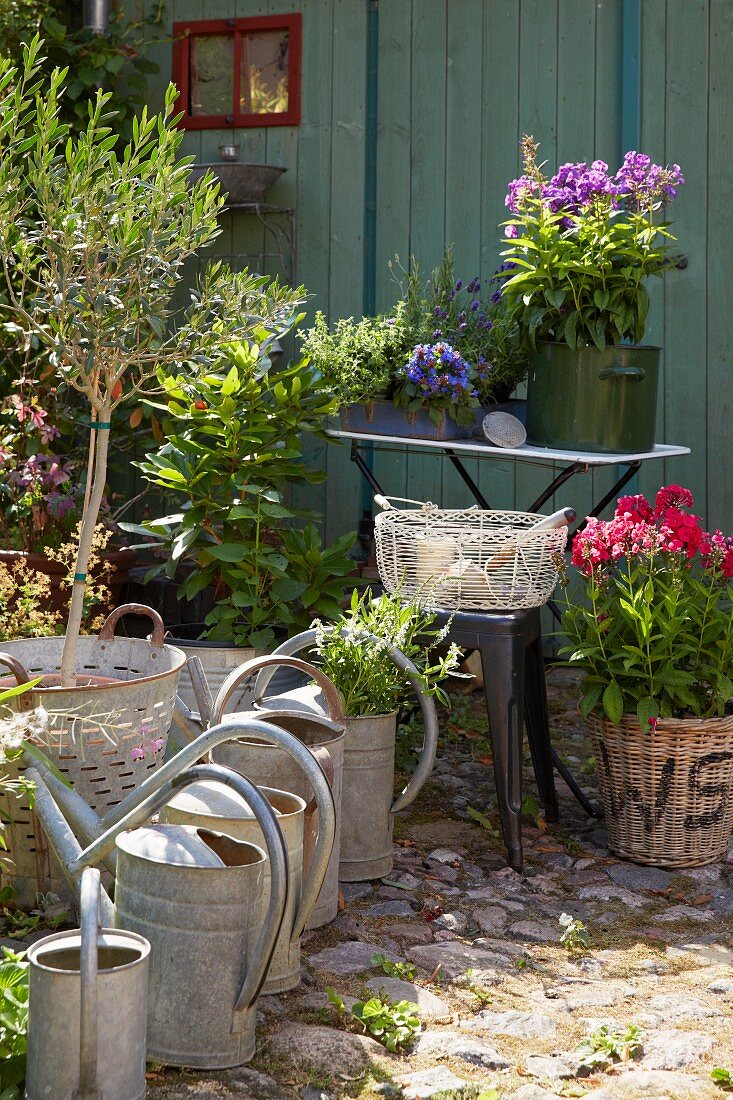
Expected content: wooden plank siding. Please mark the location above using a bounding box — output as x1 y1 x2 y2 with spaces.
139 0 733 541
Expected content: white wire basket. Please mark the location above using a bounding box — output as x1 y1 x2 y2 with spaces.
374 496 570 611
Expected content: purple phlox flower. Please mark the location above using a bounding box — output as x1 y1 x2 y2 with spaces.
613 151 685 207
505 223 519 238
149 737 165 754
131 745 146 761
505 174 539 213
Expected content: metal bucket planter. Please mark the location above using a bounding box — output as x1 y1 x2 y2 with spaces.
26 867 150 1100
0 604 185 905
210 656 345 927
525 341 661 453
161 773 332 994
340 398 472 441
257 630 440 882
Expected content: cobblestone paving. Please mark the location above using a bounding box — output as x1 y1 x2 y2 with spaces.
149 668 733 1100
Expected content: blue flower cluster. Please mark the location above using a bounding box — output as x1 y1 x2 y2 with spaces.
401 342 477 402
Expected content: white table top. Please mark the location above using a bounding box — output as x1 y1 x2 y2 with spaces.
328 430 691 467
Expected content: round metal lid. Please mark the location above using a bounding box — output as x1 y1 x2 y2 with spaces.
164 781 304 821
115 823 230 867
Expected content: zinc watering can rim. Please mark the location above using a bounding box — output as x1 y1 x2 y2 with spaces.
115 823 269 869
165 781 306 822
27 926 150 974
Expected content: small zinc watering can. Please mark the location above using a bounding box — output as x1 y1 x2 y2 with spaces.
26 866 150 1100
253 630 440 881
206 655 347 927
26 759 289 1070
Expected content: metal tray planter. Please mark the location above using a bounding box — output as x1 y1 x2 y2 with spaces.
339 398 472 441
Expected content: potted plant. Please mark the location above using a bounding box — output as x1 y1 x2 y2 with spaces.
0 43 306 805
300 247 527 441
499 136 685 453
559 485 733 867
268 587 462 880
127 330 357 713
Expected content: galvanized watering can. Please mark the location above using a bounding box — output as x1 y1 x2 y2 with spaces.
160 726 335 993
206 655 346 926
254 630 440 881
26 865 150 1100
25 747 290 1069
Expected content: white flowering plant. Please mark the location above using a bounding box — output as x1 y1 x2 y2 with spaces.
312 588 462 717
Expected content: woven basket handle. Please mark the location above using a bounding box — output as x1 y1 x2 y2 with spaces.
211 655 345 725
98 604 166 647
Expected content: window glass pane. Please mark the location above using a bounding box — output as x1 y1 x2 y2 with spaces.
240 29 290 114
189 35 234 116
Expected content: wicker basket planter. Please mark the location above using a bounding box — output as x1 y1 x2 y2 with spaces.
587 712 733 868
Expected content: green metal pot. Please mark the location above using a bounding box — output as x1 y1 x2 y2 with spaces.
525 342 661 454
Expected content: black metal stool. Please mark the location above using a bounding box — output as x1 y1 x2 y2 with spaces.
435 605 597 871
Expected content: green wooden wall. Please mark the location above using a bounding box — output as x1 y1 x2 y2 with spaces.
141 0 733 542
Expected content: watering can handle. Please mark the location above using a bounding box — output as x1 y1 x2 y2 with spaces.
301 744 335 898
75 867 102 1100
0 652 35 712
256 629 440 814
98 604 166 647
211 655 345 725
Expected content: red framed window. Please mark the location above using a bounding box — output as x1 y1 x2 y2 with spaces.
172 14 302 129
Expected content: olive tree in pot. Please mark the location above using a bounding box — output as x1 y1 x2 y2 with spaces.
0 41 307 817
126 331 357 721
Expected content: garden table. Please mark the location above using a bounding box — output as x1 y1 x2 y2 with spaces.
329 429 691 869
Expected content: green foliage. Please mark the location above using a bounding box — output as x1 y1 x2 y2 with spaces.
574 1024 643 1068
0 0 160 142
461 968 492 1006
371 953 418 982
558 912 590 953
2 891 68 939
0 947 29 1099
131 335 356 649
312 587 462 717
712 1067 733 1089
299 304 413 406
351 995 421 1053
466 805 500 841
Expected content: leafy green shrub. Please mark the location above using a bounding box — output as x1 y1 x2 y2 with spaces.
575 1024 643 1068
351 995 421 1053
0 947 29 1099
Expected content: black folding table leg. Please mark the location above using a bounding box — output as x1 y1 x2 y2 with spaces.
480 633 525 871
523 635 559 823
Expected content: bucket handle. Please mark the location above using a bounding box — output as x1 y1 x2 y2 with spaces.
599 365 646 382
0 652 35 713
75 867 102 1100
98 604 166 647
213 655 345 725
255 628 440 815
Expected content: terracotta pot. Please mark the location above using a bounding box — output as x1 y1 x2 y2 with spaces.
0 546 136 616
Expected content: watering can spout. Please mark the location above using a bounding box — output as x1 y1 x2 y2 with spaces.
171 656 214 742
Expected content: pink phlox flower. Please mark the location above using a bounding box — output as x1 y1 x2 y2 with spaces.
130 746 146 761
149 737 165 754
654 484 694 514
615 493 653 523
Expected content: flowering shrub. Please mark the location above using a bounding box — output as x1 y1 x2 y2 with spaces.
560 486 733 725
392 342 478 428
499 135 685 349
312 588 462 717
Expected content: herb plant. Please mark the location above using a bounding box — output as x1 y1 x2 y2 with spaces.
351 995 421 1053
558 912 590 953
299 304 412 406
371 953 418 982
132 333 356 650
500 135 684 349
575 1024 643 1068
560 485 733 724
312 588 462 717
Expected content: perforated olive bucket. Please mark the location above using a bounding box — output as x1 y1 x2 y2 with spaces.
0 605 185 906
526 342 661 453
